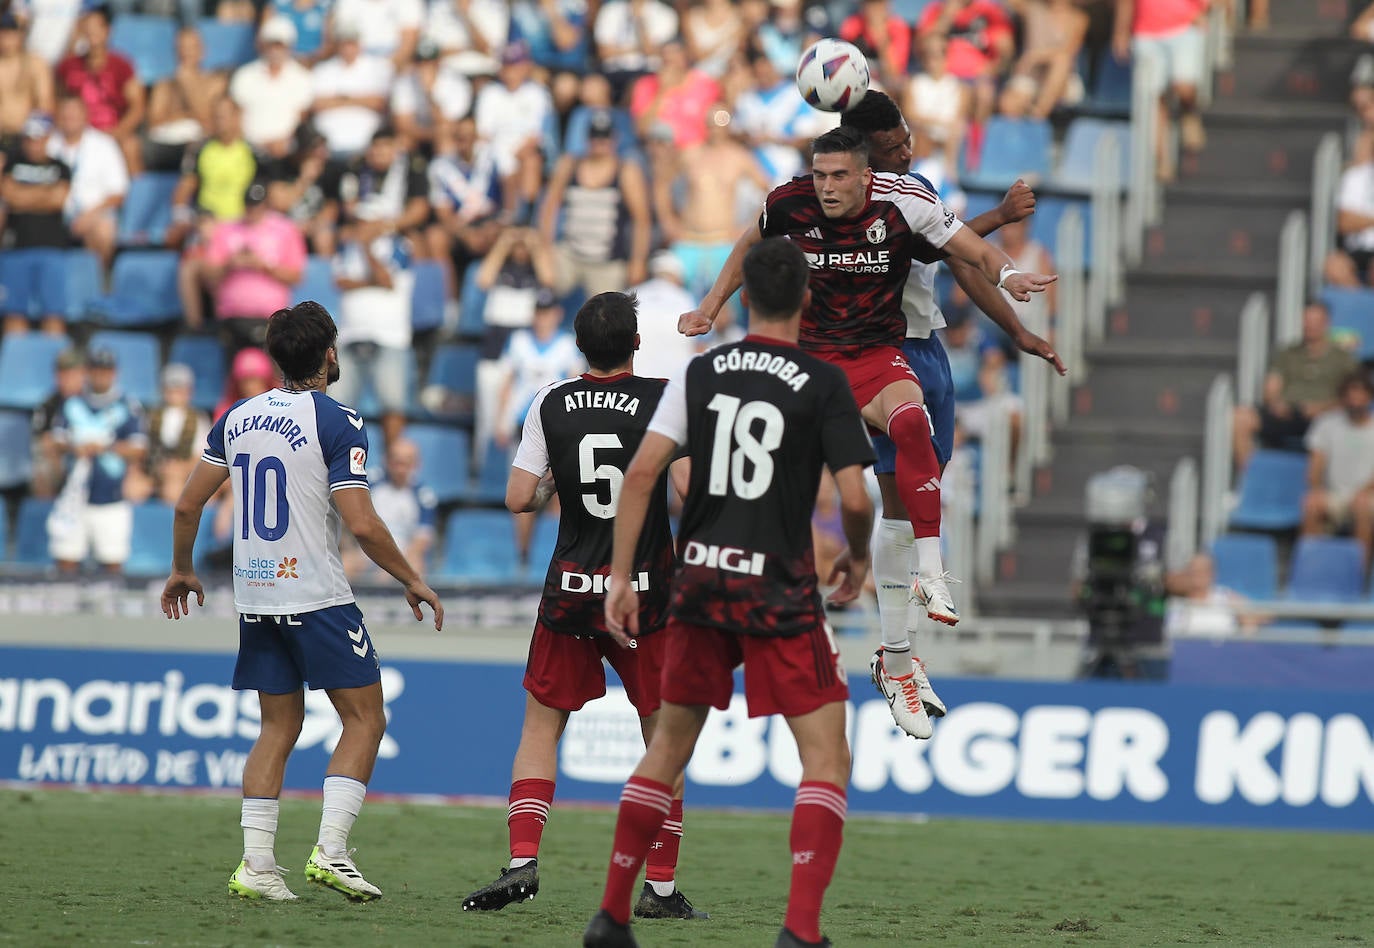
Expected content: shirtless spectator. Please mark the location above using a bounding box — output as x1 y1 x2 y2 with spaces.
0 12 54 151
145 27 225 173
1234 300 1356 468
55 6 145 174
47 94 127 271
1000 0 1089 120
654 104 769 314
629 40 719 150
539 109 651 298
473 41 552 214
594 0 679 100
310 20 394 159
229 17 315 160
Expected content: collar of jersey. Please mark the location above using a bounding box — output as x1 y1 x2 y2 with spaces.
742 334 798 349
580 371 634 384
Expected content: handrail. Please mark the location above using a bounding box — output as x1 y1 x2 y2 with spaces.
1015 300 1051 502
1124 50 1158 264
1275 210 1308 347
1053 206 1086 427
1200 374 1235 547
1310 132 1344 291
944 447 977 618
1235 292 1270 407
1088 129 1123 342
976 401 1013 585
1166 456 1199 572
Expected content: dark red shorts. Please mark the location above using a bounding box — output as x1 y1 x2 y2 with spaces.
659 618 849 718
813 346 922 413
523 620 665 715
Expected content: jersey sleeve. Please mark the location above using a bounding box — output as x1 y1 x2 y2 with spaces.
313 393 371 492
511 384 552 475
203 408 229 466
646 361 690 447
818 369 877 473
759 179 802 238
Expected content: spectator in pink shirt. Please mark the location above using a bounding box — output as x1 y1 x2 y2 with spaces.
916 0 1015 123
201 181 308 354
1113 0 1209 180
629 40 720 149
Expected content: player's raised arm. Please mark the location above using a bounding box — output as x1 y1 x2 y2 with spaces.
947 256 1066 376
333 488 444 631
677 224 764 337
941 225 1058 303
162 459 230 619
605 430 679 646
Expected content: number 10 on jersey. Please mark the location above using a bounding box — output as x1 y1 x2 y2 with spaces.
232 454 290 541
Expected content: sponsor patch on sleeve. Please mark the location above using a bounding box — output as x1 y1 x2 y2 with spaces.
349 447 367 476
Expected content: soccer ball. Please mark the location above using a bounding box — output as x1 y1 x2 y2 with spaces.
796 38 871 113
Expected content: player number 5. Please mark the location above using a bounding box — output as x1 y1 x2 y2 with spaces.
579 433 624 519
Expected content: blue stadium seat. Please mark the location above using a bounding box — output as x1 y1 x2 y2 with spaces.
0 247 97 323
1051 119 1131 194
292 255 342 316
89 250 182 327
118 173 180 247
436 509 520 583
1285 536 1365 603
961 117 1052 191
169 335 227 414
110 15 178 84
0 334 67 410
524 513 559 582
457 263 488 338
1210 533 1279 601
1322 287 1374 361
1084 53 1133 115
1228 450 1308 532
0 409 34 490
891 0 940 24
125 502 175 578
197 19 258 73
1030 196 1092 267
88 331 162 406
63 250 102 322
427 344 480 398
14 497 53 568
407 424 472 504
469 438 511 504
410 260 447 333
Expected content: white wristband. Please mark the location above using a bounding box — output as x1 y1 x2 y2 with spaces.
997 264 1021 289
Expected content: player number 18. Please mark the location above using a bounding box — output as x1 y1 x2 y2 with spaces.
705 394 784 500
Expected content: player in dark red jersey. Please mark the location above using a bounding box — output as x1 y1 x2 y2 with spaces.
583 238 876 948
679 126 1054 647
463 292 704 922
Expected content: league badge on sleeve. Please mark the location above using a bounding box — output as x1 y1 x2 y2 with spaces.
350 447 367 476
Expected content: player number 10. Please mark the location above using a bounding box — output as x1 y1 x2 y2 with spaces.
705 394 784 500
231 453 291 542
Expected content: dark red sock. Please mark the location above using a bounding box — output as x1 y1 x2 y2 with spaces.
785 782 847 943
644 797 684 883
600 777 672 924
507 778 554 860
888 402 941 540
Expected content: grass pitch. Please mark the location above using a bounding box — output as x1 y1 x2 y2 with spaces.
1 788 1368 947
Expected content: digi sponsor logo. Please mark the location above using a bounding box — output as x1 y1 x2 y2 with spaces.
682 541 766 577
276 557 299 579
560 571 650 595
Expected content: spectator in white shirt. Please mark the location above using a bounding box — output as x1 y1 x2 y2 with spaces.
1325 156 1374 288
311 21 394 158
474 41 553 215
19 0 82 64
594 0 678 99
424 0 509 77
333 0 423 68
627 251 699 381
230 17 315 159
391 39 473 153
46 94 126 270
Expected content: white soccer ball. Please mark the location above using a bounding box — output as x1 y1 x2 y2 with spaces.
796 38 871 113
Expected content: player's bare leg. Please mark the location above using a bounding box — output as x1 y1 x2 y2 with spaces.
304 683 387 902
777 700 851 948
633 713 706 920
586 702 709 948
230 690 304 901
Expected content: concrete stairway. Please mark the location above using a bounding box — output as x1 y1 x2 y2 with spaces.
978 0 1359 619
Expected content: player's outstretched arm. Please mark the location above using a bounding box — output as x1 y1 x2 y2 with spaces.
947 257 1066 376
606 431 678 647
333 487 445 631
942 226 1058 302
825 464 874 606
162 460 229 619
964 179 1037 238
678 224 763 337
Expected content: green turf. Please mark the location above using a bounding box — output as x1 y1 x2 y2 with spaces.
0 788 1368 947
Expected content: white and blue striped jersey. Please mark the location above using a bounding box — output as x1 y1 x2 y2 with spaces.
203 388 369 615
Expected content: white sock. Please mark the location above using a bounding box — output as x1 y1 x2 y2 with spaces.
318 775 367 857
509 856 536 869
649 880 677 897
915 536 945 579
241 797 279 870
875 519 916 677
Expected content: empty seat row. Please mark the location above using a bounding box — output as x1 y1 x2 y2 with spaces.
1213 533 1370 604
963 116 1132 194
111 15 257 85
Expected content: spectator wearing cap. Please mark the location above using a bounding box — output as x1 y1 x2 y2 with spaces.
45 93 127 272
46 345 147 576
628 250 699 381
267 0 333 64
333 0 422 68
0 112 71 336
473 41 553 214
145 27 227 173
391 39 473 154
55 5 145 174
423 0 509 77
509 0 590 93
594 0 678 101
425 114 502 293
230 17 316 159
539 107 651 298
167 97 257 249
198 181 308 349
629 40 720 150
342 436 437 581
734 49 835 186
310 19 394 158
123 362 211 506
31 345 87 498
0 11 54 148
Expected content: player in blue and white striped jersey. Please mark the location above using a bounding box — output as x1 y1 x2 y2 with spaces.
161 301 443 904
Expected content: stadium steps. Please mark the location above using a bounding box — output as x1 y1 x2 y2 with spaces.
980 5 1350 618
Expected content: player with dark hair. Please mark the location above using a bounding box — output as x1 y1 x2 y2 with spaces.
161 300 444 903
584 237 876 948
679 126 1056 738
839 89 1066 737
463 292 705 921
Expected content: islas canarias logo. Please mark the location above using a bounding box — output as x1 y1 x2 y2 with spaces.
276 557 299 579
